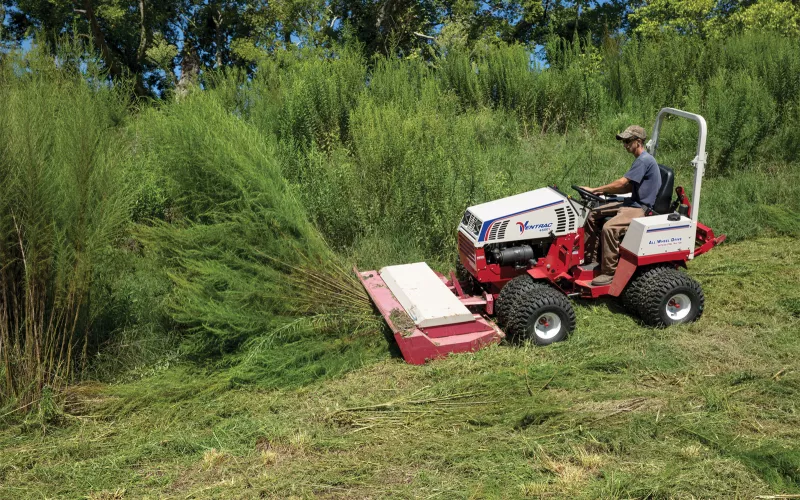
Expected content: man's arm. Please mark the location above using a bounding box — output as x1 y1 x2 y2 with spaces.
581 177 632 195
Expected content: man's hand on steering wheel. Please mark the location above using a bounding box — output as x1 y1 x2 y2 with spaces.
572 185 606 205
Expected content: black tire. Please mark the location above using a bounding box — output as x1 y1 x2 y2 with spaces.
621 265 673 317
503 276 576 345
496 275 548 328
633 267 705 327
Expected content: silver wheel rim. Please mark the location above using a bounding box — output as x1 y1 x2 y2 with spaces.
533 312 561 340
666 293 691 321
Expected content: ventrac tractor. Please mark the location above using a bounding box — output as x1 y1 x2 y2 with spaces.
357 108 726 364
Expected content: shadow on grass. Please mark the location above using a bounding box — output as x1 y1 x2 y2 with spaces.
682 426 800 491
573 295 655 328
380 322 404 360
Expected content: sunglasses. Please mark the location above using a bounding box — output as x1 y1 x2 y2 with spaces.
623 138 639 145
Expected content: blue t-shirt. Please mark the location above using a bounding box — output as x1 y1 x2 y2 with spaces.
624 151 661 209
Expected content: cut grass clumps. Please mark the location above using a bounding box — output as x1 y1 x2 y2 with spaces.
135 92 377 358
1 238 798 497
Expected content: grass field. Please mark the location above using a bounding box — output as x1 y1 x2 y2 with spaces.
1 236 798 498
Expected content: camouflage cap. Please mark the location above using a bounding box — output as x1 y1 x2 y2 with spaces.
616 125 646 141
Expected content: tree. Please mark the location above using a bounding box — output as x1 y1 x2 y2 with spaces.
728 0 800 36
327 0 441 57
629 0 800 38
1 0 352 95
2 0 182 97
434 0 630 52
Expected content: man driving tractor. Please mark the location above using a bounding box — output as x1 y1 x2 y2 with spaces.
581 125 662 286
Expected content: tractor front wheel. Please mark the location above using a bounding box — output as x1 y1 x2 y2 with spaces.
502 275 575 345
496 275 544 328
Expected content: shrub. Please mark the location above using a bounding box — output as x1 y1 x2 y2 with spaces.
135 92 374 357
0 45 131 405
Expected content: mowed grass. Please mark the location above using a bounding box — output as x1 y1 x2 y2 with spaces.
1 237 798 499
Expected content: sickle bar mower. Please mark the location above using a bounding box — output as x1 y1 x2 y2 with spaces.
356 263 504 365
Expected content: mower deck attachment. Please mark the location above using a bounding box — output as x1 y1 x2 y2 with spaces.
356 263 504 364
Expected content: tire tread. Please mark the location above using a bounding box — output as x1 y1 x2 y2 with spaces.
496 275 546 327
632 267 704 327
502 276 576 344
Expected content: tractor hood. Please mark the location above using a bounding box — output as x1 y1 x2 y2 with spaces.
460 187 583 245
467 187 565 222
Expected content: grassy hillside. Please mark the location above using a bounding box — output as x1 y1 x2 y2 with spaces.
1 237 798 498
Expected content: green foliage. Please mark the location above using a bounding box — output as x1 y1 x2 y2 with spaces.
438 41 604 132
602 32 703 114
134 92 373 357
729 0 800 37
275 49 366 152
630 0 723 38
702 70 776 174
0 45 132 406
631 0 800 39
87 246 176 382
601 31 800 173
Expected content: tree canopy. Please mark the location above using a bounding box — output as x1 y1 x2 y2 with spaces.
630 0 800 39
1 0 797 97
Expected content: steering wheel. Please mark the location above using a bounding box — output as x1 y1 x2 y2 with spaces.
572 185 606 204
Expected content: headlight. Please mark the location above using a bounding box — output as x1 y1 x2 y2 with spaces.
461 211 482 237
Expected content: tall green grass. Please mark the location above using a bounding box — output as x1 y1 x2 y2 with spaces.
602 31 800 172
0 45 131 406
133 91 376 359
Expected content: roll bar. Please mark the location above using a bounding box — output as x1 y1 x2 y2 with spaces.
646 108 707 226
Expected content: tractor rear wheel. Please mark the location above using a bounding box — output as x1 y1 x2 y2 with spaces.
622 265 672 317
631 267 705 327
502 275 575 345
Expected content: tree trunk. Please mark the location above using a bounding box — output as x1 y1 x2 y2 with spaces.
176 44 200 99
80 0 148 97
136 0 150 96
215 7 224 68
81 0 121 79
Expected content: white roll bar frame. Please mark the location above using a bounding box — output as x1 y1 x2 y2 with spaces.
646 107 707 226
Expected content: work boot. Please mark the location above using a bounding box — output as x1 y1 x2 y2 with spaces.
591 274 614 286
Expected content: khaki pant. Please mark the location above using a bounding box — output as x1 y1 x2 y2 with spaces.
584 202 645 275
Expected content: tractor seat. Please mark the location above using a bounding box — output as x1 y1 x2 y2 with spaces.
651 164 675 215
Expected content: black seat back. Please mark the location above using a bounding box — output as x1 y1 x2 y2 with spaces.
653 164 675 214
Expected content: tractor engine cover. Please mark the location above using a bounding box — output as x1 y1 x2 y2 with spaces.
458 187 586 250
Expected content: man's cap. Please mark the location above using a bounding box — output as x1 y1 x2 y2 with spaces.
616 125 646 141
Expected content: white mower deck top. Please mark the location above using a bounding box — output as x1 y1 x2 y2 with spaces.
379 262 474 327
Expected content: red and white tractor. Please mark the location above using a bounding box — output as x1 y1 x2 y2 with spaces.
357 108 726 364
